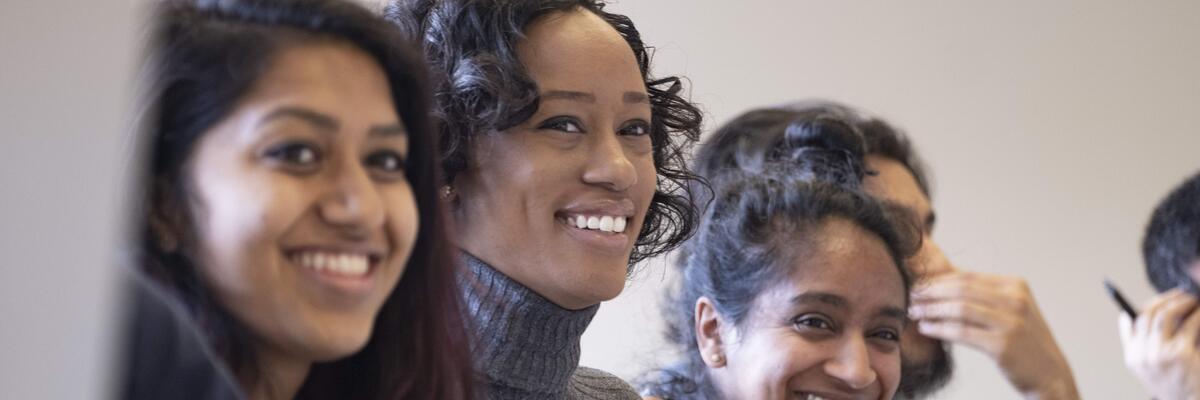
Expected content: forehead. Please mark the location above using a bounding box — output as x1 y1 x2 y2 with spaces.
244 42 398 123
516 9 644 90
864 155 930 218
756 218 906 317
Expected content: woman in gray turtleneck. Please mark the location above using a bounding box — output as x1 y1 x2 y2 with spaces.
387 0 703 398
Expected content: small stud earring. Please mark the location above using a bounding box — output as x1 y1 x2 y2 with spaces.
709 353 724 365
440 185 455 201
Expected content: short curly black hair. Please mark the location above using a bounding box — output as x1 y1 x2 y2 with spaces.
386 0 704 264
1143 171 1200 295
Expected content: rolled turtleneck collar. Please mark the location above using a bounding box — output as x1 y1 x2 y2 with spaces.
458 252 601 397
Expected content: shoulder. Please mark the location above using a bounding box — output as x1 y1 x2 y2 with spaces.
569 366 640 400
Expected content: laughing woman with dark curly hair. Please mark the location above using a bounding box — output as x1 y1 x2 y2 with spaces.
387 1 704 398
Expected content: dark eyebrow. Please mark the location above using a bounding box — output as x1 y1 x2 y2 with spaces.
790 291 848 308
623 91 649 104
258 106 339 132
542 90 596 103
877 306 908 324
368 124 407 137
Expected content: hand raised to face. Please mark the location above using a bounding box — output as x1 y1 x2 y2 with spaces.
1119 289 1200 400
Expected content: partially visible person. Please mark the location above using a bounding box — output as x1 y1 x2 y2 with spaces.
1118 171 1200 400
671 100 1078 399
638 107 919 400
119 272 243 400
842 102 1079 399
125 0 473 398
389 0 703 398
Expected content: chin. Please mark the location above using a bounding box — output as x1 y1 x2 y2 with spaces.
302 324 376 362
567 260 629 305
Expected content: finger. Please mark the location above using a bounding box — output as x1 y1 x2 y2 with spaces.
916 319 1001 355
909 299 1006 330
1172 294 1200 343
1152 292 1199 339
912 272 1014 308
1137 289 1188 337
1118 312 1134 344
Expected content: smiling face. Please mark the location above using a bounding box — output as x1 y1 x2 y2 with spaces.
181 41 416 363
451 8 655 310
713 218 907 400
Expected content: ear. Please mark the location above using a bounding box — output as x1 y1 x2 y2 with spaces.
695 296 728 368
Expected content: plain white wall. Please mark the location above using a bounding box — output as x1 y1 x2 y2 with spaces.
576 1 1200 400
0 0 139 398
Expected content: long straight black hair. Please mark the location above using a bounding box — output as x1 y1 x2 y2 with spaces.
134 0 473 398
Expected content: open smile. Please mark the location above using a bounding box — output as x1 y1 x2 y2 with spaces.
286 248 385 300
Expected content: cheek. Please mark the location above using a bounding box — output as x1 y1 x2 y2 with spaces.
872 349 903 395
461 138 551 218
190 168 306 293
731 330 817 391
632 152 657 206
386 184 420 265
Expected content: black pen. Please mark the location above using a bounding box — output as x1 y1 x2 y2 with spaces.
1104 279 1138 320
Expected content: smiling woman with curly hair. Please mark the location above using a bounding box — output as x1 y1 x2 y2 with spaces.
388 0 704 398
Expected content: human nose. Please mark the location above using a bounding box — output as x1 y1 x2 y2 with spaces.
580 130 638 192
318 157 385 234
823 336 878 390
912 235 956 279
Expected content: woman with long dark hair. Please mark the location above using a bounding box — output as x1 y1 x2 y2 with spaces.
130 0 473 398
388 0 704 398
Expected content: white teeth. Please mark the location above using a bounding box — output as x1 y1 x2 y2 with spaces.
565 215 630 233
599 216 614 232
292 251 370 276
804 394 826 400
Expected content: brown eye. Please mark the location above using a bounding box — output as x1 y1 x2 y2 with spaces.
537 116 585 134
619 120 650 136
266 142 321 166
871 329 901 342
365 150 407 177
792 314 834 331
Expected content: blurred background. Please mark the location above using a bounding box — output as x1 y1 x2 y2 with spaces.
3 0 1198 398
1 0 139 399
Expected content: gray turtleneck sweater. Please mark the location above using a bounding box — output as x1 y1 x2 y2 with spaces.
459 253 640 400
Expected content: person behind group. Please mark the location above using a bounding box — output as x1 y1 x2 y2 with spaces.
651 100 1080 399
639 106 919 399
130 0 473 398
387 0 703 398
827 101 1079 400
1119 171 1200 400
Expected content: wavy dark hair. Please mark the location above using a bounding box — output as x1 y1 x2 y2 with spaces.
1143 170 1200 295
637 107 919 399
133 0 473 398
385 0 704 264
780 100 932 196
